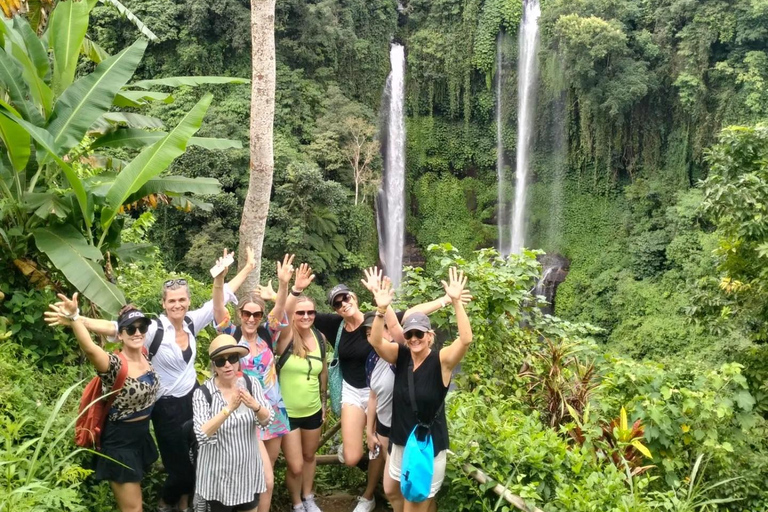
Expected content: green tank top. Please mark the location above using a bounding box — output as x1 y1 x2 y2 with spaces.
279 343 322 418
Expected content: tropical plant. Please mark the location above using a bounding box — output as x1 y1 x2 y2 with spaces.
0 1 245 314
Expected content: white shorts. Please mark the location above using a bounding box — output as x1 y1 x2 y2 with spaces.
388 443 447 499
341 380 370 412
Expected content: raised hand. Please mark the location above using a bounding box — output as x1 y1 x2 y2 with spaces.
44 293 79 328
294 263 315 292
372 276 394 309
276 253 296 285
214 248 233 281
256 281 277 302
441 267 468 302
361 266 383 293
459 289 474 305
244 246 256 271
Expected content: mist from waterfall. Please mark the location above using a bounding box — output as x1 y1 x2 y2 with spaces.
377 43 406 288
510 0 541 254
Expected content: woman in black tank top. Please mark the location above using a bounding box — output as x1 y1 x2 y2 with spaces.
366 268 473 512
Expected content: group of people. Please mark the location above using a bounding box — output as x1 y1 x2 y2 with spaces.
45 250 474 512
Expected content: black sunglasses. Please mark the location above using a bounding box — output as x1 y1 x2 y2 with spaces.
295 310 316 317
164 278 188 288
332 294 351 309
240 310 264 320
123 323 149 336
404 330 426 340
213 353 240 367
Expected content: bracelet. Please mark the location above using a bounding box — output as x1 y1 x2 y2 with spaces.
290 288 302 296
376 307 387 315
71 313 80 322
375 311 385 318
65 307 80 320
255 404 262 413
222 407 230 416
440 298 448 308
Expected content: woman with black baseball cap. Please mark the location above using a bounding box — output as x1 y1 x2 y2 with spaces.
48 297 159 512
366 268 473 512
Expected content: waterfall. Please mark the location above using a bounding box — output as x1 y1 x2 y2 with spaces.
377 43 406 288
496 34 511 256
510 0 541 254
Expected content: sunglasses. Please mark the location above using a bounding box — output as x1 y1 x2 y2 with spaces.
404 330 426 340
295 310 316 317
240 310 264 320
122 323 149 336
164 278 188 288
332 293 351 310
213 353 240 367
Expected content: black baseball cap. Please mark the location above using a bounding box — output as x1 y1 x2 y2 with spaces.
328 284 351 306
117 309 150 332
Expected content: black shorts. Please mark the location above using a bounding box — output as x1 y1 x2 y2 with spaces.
288 409 322 431
376 416 391 438
208 494 259 512
93 417 158 483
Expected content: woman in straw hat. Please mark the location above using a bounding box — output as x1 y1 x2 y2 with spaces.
192 334 274 512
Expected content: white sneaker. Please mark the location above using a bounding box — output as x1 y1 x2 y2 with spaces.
302 494 322 512
292 504 304 511
352 496 375 512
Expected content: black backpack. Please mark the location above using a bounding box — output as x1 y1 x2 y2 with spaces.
182 376 255 466
275 326 327 374
232 324 274 352
147 316 195 360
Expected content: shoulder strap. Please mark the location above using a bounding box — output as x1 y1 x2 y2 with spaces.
199 384 213 405
407 358 419 417
257 324 274 352
276 342 293 373
184 315 195 334
148 319 164 361
244 375 253 396
105 352 130 412
333 321 344 360
312 327 327 361
233 326 242 341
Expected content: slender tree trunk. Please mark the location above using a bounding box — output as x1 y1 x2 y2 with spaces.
239 0 276 293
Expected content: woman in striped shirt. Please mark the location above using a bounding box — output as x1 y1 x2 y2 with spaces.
193 335 274 512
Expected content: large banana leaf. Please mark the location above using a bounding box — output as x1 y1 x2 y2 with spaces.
33 225 125 314
0 48 44 126
6 112 91 227
5 28 53 118
90 128 242 150
113 90 172 108
0 99 30 171
100 93 213 233
127 176 221 201
131 76 249 89
47 38 147 157
50 0 94 96
81 37 110 64
88 112 165 135
13 18 49 80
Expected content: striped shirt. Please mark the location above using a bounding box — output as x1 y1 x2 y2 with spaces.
192 374 274 507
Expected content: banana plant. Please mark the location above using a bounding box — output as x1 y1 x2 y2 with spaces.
0 3 247 314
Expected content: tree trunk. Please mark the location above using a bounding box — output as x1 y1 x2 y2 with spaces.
239 0 276 293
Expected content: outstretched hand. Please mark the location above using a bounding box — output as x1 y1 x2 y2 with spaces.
44 293 79 328
257 281 277 302
361 266 383 293
276 254 295 285
244 246 256 271
372 276 394 309
214 248 233 280
294 263 315 291
441 267 468 301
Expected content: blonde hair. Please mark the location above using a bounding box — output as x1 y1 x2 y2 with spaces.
291 296 318 358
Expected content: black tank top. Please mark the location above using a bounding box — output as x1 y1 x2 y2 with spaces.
390 344 449 455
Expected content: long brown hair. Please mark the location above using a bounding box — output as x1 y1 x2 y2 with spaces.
291 296 320 358
239 292 268 324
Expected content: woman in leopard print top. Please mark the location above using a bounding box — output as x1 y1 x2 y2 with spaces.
49 296 159 512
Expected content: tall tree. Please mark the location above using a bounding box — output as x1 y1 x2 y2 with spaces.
240 0 277 290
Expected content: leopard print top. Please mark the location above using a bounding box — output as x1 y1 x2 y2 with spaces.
98 353 160 421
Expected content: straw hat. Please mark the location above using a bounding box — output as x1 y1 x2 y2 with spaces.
208 334 249 359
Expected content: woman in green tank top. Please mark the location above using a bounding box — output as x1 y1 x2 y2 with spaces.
276 294 327 512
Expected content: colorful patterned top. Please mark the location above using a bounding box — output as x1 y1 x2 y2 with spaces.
217 312 290 440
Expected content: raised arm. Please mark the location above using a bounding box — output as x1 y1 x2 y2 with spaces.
269 254 294 330
439 268 473 378
369 277 399 364
213 248 238 326
44 293 118 338
47 293 110 372
285 262 315 319
225 246 256 295
361 266 403 342
403 287 473 318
